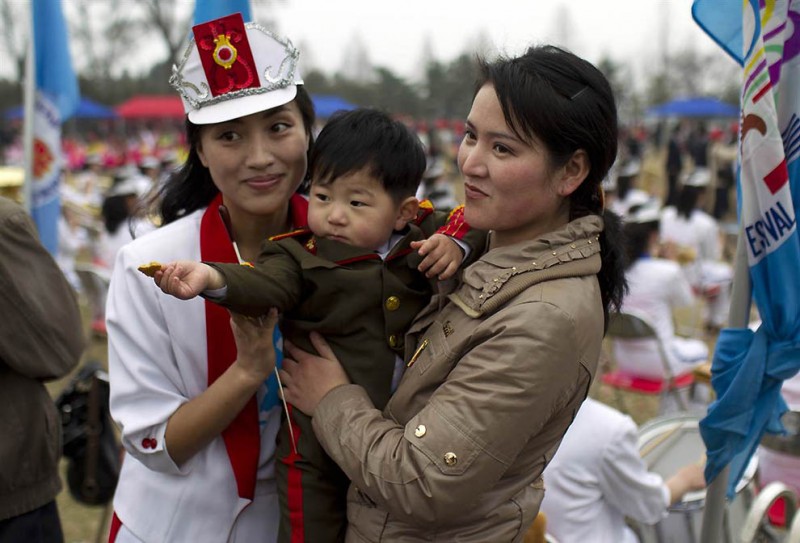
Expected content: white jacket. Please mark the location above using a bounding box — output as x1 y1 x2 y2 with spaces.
540 399 669 543
107 208 281 543
613 257 708 378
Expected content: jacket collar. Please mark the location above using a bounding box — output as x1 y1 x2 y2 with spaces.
309 224 420 265
451 215 604 317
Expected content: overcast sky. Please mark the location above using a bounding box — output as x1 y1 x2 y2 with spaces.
91 0 729 83
269 0 727 81
8 0 731 86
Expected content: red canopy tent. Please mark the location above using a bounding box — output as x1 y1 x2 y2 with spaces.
115 95 185 119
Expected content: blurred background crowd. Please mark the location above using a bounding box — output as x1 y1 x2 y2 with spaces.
6 2 792 542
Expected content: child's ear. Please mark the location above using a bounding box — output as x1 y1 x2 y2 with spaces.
394 197 420 230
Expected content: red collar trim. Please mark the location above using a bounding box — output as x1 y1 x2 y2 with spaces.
335 253 381 266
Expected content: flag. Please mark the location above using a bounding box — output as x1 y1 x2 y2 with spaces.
693 0 800 496
29 0 79 254
194 0 252 25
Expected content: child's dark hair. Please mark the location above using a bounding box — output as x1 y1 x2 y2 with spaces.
155 85 316 225
477 45 627 326
309 108 426 203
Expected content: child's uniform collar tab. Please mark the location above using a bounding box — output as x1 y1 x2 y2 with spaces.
268 227 311 242
413 199 435 225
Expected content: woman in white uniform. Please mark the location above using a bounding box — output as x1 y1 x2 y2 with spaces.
660 168 732 330
97 174 155 272
613 202 709 380
106 14 315 543
540 398 706 543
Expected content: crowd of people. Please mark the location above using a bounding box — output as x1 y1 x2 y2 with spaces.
5 10 800 543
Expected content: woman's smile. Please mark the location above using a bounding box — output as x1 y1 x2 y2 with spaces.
464 182 488 199
244 174 283 190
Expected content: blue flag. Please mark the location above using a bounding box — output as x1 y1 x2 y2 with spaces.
194 0 252 25
693 0 800 496
31 0 79 255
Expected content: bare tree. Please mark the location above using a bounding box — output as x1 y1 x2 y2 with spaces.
67 0 146 78
141 0 191 67
339 32 373 83
0 0 29 81
551 4 577 52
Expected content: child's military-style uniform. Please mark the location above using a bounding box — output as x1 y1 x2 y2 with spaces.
208 202 479 543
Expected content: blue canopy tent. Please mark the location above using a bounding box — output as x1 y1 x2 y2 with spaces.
311 94 357 118
4 97 117 120
646 97 739 118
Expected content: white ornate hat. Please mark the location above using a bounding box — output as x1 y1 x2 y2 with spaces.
169 12 303 125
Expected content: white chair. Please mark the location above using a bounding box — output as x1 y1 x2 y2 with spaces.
601 310 699 415
74 263 111 336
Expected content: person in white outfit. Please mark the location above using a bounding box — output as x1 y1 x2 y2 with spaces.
613 202 709 380
540 398 706 543
97 174 156 273
608 158 653 218
106 13 316 543
660 168 733 330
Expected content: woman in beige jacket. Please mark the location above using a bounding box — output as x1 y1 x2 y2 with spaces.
279 45 628 542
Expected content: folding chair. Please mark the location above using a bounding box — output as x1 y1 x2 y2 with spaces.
600 310 697 415
74 263 111 337
741 482 797 542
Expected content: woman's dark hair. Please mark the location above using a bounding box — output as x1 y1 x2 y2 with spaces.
309 108 426 202
101 195 131 234
155 85 316 225
477 45 626 324
616 174 633 201
622 216 659 271
676 185 703 219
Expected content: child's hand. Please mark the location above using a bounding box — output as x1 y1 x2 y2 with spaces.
155 261 224 300
411 234 464 280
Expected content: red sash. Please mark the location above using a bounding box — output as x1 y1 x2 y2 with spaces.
199 192 308 500
200 193 259 500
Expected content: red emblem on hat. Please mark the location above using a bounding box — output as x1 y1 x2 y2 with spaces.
192 13 258 96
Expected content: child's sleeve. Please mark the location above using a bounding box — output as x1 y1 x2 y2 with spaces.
417 201 488 265
205 241 304 317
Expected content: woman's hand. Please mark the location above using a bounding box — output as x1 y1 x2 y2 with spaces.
230 308 280 386
280 332 350 416
666 462 707 505
155 261 224 300
165 308 279 466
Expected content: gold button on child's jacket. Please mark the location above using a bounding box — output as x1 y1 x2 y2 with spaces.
385 296 400 311
443 452 458 466
414 424 427 437
388 334 399 348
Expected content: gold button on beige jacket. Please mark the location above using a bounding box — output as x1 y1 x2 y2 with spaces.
313 215 606 542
